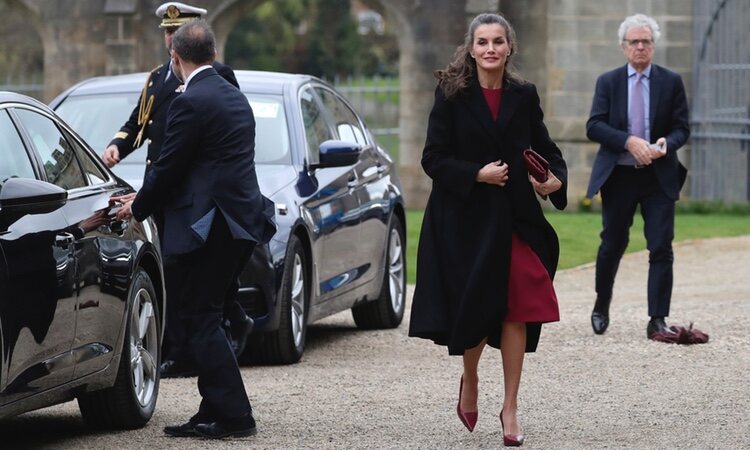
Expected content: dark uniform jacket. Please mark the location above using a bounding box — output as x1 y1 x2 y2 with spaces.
108 60 239 168
408 76 567 355
131 67 276 257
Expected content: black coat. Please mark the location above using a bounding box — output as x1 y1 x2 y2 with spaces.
131 67 275 257
408 77 568 355
108 60 239 167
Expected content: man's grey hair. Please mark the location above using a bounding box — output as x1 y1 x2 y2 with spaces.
618 13 661 45
172 19 216 64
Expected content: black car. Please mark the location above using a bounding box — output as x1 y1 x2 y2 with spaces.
0 92 165 427
51 70 407 364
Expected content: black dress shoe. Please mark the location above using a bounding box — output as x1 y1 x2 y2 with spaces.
193 413 257 439
230 315 254 357
647 317 675 340
160 359 198 378
164 421 200 437
164 413 213 437
591 312 609 335
591 298 611 335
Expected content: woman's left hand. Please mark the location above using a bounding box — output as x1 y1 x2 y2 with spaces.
530 171 562 197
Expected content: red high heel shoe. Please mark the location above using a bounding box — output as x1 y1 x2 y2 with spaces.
456 376 478 432
499 409 524 446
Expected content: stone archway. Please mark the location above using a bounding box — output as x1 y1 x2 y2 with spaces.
1 0 46 93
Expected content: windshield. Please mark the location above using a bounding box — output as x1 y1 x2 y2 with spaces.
54 91 291 165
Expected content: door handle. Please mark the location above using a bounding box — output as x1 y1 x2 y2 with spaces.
347 173 358 189
109 220 129 235
55 232 74 248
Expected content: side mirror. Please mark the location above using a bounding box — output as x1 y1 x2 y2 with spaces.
0 178 68 216
312 140 361 169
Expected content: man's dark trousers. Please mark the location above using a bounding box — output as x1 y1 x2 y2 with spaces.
169 213 255 420
595 165 674 317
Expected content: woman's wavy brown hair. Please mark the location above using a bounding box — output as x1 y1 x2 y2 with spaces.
435 13 524 99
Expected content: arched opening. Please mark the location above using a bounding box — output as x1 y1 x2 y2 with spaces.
220 0 398 79
0 0 44 99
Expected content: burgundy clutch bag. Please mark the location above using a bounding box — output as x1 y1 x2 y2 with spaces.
522 148 549 183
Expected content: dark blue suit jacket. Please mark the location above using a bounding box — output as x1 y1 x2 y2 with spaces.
132 67 276 256
586 64 690 200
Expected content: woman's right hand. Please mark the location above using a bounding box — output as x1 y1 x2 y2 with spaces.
476 160 509 186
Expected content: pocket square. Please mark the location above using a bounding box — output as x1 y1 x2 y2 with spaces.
523 148 549 183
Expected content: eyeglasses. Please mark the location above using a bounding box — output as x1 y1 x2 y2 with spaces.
623 39 653 48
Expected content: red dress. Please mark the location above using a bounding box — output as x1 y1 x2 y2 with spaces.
482 87 560 323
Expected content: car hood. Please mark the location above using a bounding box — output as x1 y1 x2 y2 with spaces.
255 164 299 198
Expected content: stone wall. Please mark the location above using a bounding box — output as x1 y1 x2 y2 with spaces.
541 0 694 208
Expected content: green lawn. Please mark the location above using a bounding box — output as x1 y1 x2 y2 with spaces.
405 210 750 284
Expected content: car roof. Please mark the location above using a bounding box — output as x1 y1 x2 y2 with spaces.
0 91 52 110
58 70 321 98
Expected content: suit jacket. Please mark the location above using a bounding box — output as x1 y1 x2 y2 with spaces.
131 67 275 257
108 60 239 166
409 76 568 355
586 64 690 200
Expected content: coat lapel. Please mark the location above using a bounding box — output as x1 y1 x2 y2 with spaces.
616 65 629 131
152 63 181 112
496 83 521 137
462 78 522 150
648 65 660 132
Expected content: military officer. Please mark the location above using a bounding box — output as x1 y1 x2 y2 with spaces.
104 2 252 378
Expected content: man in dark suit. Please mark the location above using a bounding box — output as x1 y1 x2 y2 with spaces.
586 14 690 339
103 2 252 377
114 19 275 439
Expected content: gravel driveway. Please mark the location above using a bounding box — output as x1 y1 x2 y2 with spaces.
3 236 748 449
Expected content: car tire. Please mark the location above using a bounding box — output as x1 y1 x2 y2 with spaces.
352 215 406 329
78 269 160 429
251 235 308 365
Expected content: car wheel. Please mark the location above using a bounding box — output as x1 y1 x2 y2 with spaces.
254 235 308 365
78 269 160 429
352 215 406 329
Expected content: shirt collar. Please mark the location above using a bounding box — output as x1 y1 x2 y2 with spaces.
628 64 652 79
184 64 213 91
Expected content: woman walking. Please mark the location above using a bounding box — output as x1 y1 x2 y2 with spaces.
408 13 568 446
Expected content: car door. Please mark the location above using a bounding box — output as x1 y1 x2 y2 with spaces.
314 86 389 289
298 86 362 302
12 107 130 379
0 109 77 403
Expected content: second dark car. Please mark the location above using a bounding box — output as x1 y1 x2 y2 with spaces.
51 70 407 364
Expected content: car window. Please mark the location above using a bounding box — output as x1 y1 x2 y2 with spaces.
315 87 367 146
14 108 87 190
62 129 109 185
245 94 291 165
0 110 36 186
300 87 332 164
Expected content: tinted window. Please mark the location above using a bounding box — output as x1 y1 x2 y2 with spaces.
62 129 108 185
315 87 367 146
0 110 35 186
14 108 87 190
300 88 332 164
